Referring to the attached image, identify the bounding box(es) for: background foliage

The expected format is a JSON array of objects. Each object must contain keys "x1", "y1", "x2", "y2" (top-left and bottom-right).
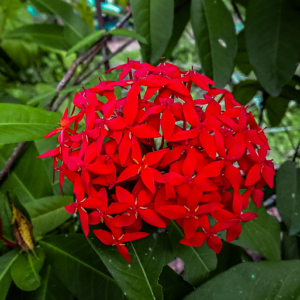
[{"x1": 0, "y1": 0, "x2": 300, "y2": 299}]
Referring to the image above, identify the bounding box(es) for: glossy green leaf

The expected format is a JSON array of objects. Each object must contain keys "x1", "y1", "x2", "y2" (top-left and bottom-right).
[
  {"x1": 184, "y1": 260, "x2": 300, "y2": 300},
  {"x1": 191, "y1": 0, "x2": 237, "y2": 87},
  {"x1": 210, "y1": 242, "x2": 252, "y2": 278},
  {"x1": 282, "y1": 232, "x2": 300, "y2": 260},
  {"x1": 4, "y1": 24, "x2": 70, "y2": 51},
  {"x1": 25, "y1": 265, "x2": 71, "y2": 300},
  {"x1": 131, "y1": 0, "x2": 174, "y2": 64},
  {"x1": 0, "y1": 142, "x2": 54, "y2": 204},
  {"x1": 31, "y1": 0, "x2": 92, "y2": 45},
  {"x1": 40, "y1": 234, "x2": 124, "y2": 300},
  {"x1": 0, "y1": 249, "x2": 19, "y2": 300},
  {"x1": 24, "y1": 196, "x2": 72, "y2": 238},
  {"x1": 110, "y1": 28, "x2": 148, "y2": 44},
  {"x1": 164, "y1": 0, "x2": 191, "y2": 59},
  {"x1": 89, "y1": 225, "x2": 173, "y2": 300},
  {"x1": 0, "y1": 104, "x2": 60, "y2": 144},
  {"x1": 232, "y1": 80, "x2": 261, "y2": 105},
  {"x1": 231, "y1": 202, "x2": 281, "y2": 260},
  {"x1": 66, "y1": 30, "x2": 106, "y2": 56},
  {"x1": 168, "y1": 220, "x2": 217, "y2": 286},
  {"x1": 10, "y1": 247, "x2": 46, "y2": 292},
  {"x1": 0, "y1": 191, "x2": 14, "y2": 242},
  {"x1": 245, "y1": 0, "x2": 300, "y2": 96},
  {"x1": 266, "y1": 96, "x2": 289, "y2": 127},
  {"x1": 276, "y1": 161, "x2": 300, "y2": 235},
  {"x1": 159, "y1": 265, "x2": 193, "y2": 300},
  {"x1": 235, "y1": 30, "x2": 252, "y2": 76}
]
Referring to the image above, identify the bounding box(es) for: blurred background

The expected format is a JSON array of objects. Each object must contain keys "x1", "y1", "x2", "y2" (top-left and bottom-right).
[{"x1": 1, "y1": 0, "x2": 300, "y2": 298}]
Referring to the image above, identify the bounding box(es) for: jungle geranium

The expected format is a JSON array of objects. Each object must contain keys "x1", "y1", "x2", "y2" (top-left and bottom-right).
[{"x1": 39, "y1": 60, "x2": 274, "y2": 263}]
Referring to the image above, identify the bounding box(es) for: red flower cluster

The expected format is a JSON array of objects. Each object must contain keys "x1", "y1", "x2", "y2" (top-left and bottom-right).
[{"x1": 39, "y1": 60, "x2": 275, "y2": 262}]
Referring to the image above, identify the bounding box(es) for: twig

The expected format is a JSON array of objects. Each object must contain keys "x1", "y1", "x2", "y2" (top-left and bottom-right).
[
  {"x1": 292, "y1": 140, "x2": 300, "y2": 162},
  {"x1": 0, "y1": 142, "x2": 25, "y2": 182},
  {"x1": 47, "y1": 10, "x2": 132, "y2": 110},
  {"x1": 51, "y1": 39, "x2": 134, "y2": 112},
  {"x1": 79, "y1": 39, "x2": 134, "y2": 83},
  {"x1": 232, "y1": 2, "x2": 245, "y2": 25}
]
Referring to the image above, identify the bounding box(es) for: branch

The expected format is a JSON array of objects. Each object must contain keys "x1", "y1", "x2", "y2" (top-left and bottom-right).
[
  {"x1": 293, "y1": 140, "x2": 300, "y2": 162},
  {"x1": 0, "y1": 142, "x2": 25, "y2": 182},
  {"x1": 47, "y1": 10, "x2": 132, "y2": 110},
  {"x1": 51, "y1": 38, "x2": 134, "y2": 112},
  {"x1": 231, "y1": 2, "x2": 245, "y2": 25}
]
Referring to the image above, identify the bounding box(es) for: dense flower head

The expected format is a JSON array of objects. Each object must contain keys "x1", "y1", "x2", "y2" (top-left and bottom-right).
[{"x1": 39, "y1": 59, "x2": 275, "y2": 263}]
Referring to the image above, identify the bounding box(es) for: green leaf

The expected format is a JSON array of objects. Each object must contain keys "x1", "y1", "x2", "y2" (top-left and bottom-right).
[
  {"x1": 282, "y1": 232, "x2": 300, "y2": 260},
  {"x1": 66, "y1": 29, "x2": 106, "y2": 56},
  {"x1": 184, "y1": 260, "x2": 300, "y2": 300},
  {"x1": 0, "y1": 249, "x2": 19, "y2": 300},
  {"x1": 131, "y1": 0, "x2": 174, "y2": 64},
  {"x1": 163, "y1": 0, "x2": 191, "y2": 59},
  {"x1": 232, "y1": 80, "x2": 261, "y2": 105},
  {"x1": 245, "y1": 0, "x2": 300, "y2": 96},
  {"x1": 10, "y1": 247, "x2": 46, "y2": 291},
  {"x1": 24, "y1": 196, "x2": 72, "y2": 238},
  {"x1": 40, "y1": 234, "x2": 124, "y2": 300},
  {"x1": 276, "y1": 161, "x2": 300, "y2": 235},
  {"x1": 88, "y1": 225, "x2": 173, "y2": 300},
  {"x1": 31, "y1": 0, "x2": 92, "y2": 45},
  {"x1": 0, "y1": 104, "x2": 60, "y2": 144},
  {"x1": 168, "y1": 220, "x2": 217, "y2": 286},
  {"x1": 265, "y1": 96, "x2": 290, "y2": 127},
  {"x1": 231, "y1": 201, "x2": 281, "y2": 260},
  {"x1": 4, "y1": 24, "x2": 70, "y2": 51},
  {"x1": 209, "y1": 242, "x2": 252, "y2": 278},
  {"x1": 191, "y1": 0, "x2": 237, "y2": 87},
  {"x1": 0, "y1": 142, "x2": 54, "y2": 204},
  {"x1": 0, "y1": 191, "x2": 14, "y2": 242},
  {"x1": 159, "y1": 265, "x2": 193, "y2": 300},
  {"x1": 109, "y1": 28, "x2": 148, "y2": 44},
  {"x1": 25, "y1": 265, "x2": 71, "y2": 300},
  {"x1": 235, "y1": 30, "x2": 252, "y2": 76}
]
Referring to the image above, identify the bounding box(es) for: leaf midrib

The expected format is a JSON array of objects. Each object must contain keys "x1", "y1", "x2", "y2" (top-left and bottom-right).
[
  {"x1": 40, "y1": 241, "x2": 115, "y2": 283},
  {"x1": 171, "y1": 220, "x2": 210, "y2": 272},
  {"x1": 0, "y1": 251, "x2": 19, "y2": 282},
  {"x1": 130, "y1": 242, "x2": 156, "y2": 300}
]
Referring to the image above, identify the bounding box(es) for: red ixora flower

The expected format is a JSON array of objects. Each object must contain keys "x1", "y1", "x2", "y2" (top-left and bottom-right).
[{"x1": 39, "y1": 59, "x2": 274, "y2": 262}]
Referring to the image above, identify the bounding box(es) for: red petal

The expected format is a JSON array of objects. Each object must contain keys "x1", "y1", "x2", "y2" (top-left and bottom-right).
[
  {"x1": 245, "y1": 164, "x2": 261, "y2": 186},
  {"x1": 198, "y1": 161, "x2": 225, "y2": 178},
  {"x1": 139, "y1": 209, "x2": 166, "y2": 228},
  {"x1": 226, "y1": 222, "x2": 242, "y2": 242},
  {"x1": 116, "y1": 186, "x2": 135, "y2": 205},
  {"x1": 157, "y1": 205, "x2": 188, "y2": 219},
  {"x1": 141, "y1": 167, "x2": 155, "y2": 194},
  {"x1": 78, "y1": 208, "x2": 89, "y2": 237},
  {"x1": 199, "y1": 131, "x2": 216, "y2": 159},
  {"x1": 187, "y1": 186, "x2": 203, "y2": 211},
  {"x1": 180, "y1": 232, "x2": 206, "y2": 247},
  {"x1": 131, "y1": 124, "x2": 161, "y2": 139},
  {"x1": 116, "y1": 245, "x2": 131, "y2": 263},
  {"x1": 119, "y1": 132, "x2": 132, "y2": 165},
  {"x1": 161, "y1": 109, "x2": 175, "y2": 140},
  {"x1": 114, "y1": 211, "x2": 135, "y2": 227},
  {"x1": 145, "y1": 148, "x2": 169, "y2": 166},
  {"x1": 137, "y1": 189, "x2": 154, "y2": 206},
  {"x1": 117, "y1": 164, "x2": 140, "y2": 183},
  {"x1": 207, "y1": 236, "x2": 222, "y2": 254},
  {"x1": 182, "y1": 147, "x2": 196, "y2": 177},
  {"x1": 122, "y1": 232, "x2": 150, "y2": 243},
  {"x1": 183, "y1": 104, "x2": 200, "y2": 127},
  {"x1": 86, "y1": 162, "x2": 114, "y2": 175},
  {"x1": 196, "y1": 203, "x2": 223, "y2": 215},
  {"x1": 261, "y1": 165, "x2": 274, "y2": 188},
  {"x1": 241, "y1": 212, "x2": 257, "y2": 222},
  {"x1": 65, "y1": 202, "x2": 77, "y2": 214},
  {"x1": 93, "y1": 229, "x2": 113, "y2": 245},
  {"x1": 183, "y1": 218, "x2": 198, "y2": 239}
]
